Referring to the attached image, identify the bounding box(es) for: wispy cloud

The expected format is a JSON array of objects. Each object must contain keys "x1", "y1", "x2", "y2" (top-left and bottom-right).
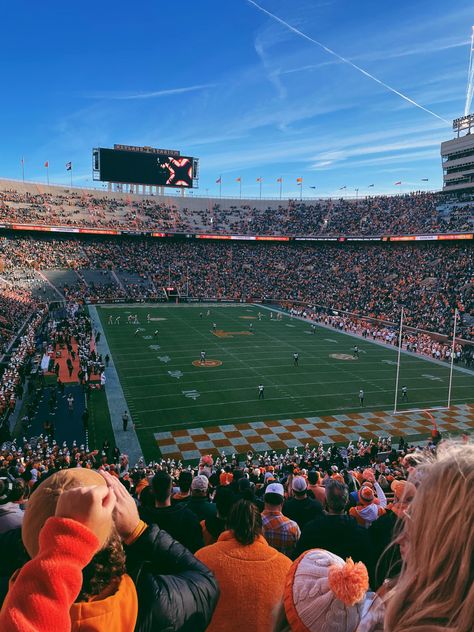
[
  {"x1": 246, "y1": 0, "x2": 451, "y2": 124},
  {"x1": 85, "y1": 83, "x2": 217, "y2": 100},
  {"x1": 254, "y1": 34, "x2": 287, "y2": 98}
]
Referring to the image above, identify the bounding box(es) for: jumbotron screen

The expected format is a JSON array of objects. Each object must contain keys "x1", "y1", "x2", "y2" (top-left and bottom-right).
[{"x1": 94, "y1": 148, "x2": 196, "y2": 187}]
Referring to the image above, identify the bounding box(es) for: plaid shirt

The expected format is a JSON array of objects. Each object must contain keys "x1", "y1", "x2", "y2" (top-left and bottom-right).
[{"x1": 262, "y1": 510, "x2": 301, "y2": 557}]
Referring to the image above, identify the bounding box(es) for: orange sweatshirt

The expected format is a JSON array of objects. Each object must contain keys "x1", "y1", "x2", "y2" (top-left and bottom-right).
[{"x1": 0, "y1": 517, "x2": 99, "y2": 632}]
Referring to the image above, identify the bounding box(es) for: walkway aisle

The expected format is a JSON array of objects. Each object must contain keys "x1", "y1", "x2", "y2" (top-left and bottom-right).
[{"x1": 88, "y1": 306, "x2": 143, "y2": 465}]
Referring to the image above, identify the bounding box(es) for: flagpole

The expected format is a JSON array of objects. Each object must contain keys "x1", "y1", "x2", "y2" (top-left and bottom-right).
[
  {"x1": 279, "y1": 179, "x2": 282, "y2": 200},
  {"x1": 239, "y1": 179, "x2": 242, "y2": 199},
  {"x1": 21, "y1": 157, "x2": 25, "y2": 182},
  {"x1": 259, "y1": 178, "x2": 262, "y2": 200},
  {"x1": 46, "y1": 164, "x2": 49, "y2": 186},
  {"x1": 70, "y1": 165, "x2": 73, "y2": 188},
  {"x1": 219, "y1": 176, "x2": 222, "y2": 199},
  {"x1": 300, "y1": 183, "x2": 302, "y2": 202},
  {"x1": 447, "y1": 308, "x2": 458, "y2": 409},
  {"x1": 393, "y1": 307, "x2": 404, "y2": 414}
]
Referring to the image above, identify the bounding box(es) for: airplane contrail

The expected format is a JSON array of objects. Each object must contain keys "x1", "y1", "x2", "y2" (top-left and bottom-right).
[{"x1": 247, "y1": 0, "x2": 450, "y2": 125}]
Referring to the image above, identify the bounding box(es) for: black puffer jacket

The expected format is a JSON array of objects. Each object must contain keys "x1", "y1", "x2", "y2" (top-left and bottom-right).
[{"x1": 126, "y1": 524, "x2": 219, "y2": 632}]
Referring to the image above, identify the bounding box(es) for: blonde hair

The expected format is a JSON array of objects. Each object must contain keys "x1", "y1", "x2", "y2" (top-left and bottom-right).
[{"x1": 384, "y1": 441, "x2": 474, "y2": 632}]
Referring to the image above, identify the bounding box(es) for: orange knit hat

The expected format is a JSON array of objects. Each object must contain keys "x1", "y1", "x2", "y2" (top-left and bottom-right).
[
  {"x1": 22, "y1": 468, "x2": 107, "y2": 557},
  {"x1": 358, "y1": 486, "x2": 374, "y2": 505}
]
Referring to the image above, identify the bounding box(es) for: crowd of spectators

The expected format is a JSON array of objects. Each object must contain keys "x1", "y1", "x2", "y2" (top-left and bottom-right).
[
  {"x1": 0, "y1": 308, "x2": 47, "y2": 420},
  {"x1": 0, "y1": 427, "x2": 472, "y2": 631},
  {"x1": 1, "y1": 183, "x2": 473, "y2": 237},
  {"x1": 289, "y1": 308, "x2": 473, "y2": 366},
  {"x1": 0, "y1": 286, "x2": 37, "y2": 354},
  {"x1": 1, "y1": 235, "x2": 473, "y2": 341}
]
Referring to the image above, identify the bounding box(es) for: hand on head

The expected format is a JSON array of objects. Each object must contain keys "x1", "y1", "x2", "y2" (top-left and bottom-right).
[
  {"x1": 55, "y1": 485, "x2": 116, "y2": 549},
  {"x1": 100, "y1": 470, "x2": 140, "y2": 540}
]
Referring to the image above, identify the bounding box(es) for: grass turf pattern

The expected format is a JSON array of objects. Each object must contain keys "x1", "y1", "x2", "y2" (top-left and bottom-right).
[{"x1": 97, "y1": 304, "x2": 474, "y2": 462}]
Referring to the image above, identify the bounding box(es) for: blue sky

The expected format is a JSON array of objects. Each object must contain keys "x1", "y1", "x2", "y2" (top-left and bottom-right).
[{"x1": 1, "y1": 0, "x2": 473, "y2": 198}]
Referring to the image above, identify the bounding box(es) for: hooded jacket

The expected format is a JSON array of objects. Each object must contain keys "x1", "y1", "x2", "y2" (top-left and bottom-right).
[{"x1": 0, "y1": 519, "x2": 218, "y2": 632}]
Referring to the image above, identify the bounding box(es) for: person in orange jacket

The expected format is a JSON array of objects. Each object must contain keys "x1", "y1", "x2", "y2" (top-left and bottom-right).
[
  {"x1": 195, "y1": 499, "x2": 292, "y2": 632},
  {"x1": 0, "y1": 468, "x2": 219, "y2": 632}
]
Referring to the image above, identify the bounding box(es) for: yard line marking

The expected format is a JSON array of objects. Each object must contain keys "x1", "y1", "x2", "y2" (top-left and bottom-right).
[
  {"x1": 132, "y1": 384, "x2": 473, "y2": 415},
  {"x1": 122, "y1": 375, "x2": 474, "y2": 401}
]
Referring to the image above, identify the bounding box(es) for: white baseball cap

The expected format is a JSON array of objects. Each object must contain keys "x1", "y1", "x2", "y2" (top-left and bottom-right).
[{"x1": 265, "y1": 482, "x2": 285, "y2": 497}]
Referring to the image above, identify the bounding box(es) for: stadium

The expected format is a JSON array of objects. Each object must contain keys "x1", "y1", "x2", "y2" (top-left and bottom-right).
[{"x1": 0, "y1": 2, "x2": 473, "y2": 631}]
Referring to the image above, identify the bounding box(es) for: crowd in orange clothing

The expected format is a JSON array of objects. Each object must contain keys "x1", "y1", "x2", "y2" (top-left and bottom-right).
[
  {"x1": 0, "y1": 426, "x2": 472, "y2": 631},
  {"x1": 0, "y1": 308, "x2": 47, "y2": 419},
  {"x1": 1, "y1": 185, "x2": 473, "y2": 236},
  {"x1": 1, "y1": 235, "x2": 473, "y2": 340}
]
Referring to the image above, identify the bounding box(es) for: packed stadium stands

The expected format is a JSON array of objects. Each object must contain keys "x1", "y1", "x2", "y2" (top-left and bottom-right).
[
  {"x1": 1, "y1": 234, "x2": 473, "y2": 342},
  {"x1": 1, "y1": 179, "x2": 473, "y2": 237},
  {"x1": 0, "y1": 180, "x2": 473, "y2": 632}
]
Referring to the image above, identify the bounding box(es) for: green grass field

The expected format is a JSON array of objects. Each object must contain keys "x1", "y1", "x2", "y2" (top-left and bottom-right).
[{"x1": 96, "y1": 304, "x2": 474, "y2": 462}]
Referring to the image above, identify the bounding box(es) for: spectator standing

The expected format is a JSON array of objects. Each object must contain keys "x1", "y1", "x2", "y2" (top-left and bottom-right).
[
  {"x1": 262, "y1": 482, "x2": 300, "y2": 557},
  {"x1": 185, "y1": 475, "x2": 217, "y2": 522},
  {"x1": 172, "y1": 470, "x2": 192, "y2": 504},
  {"x1": 369, "y1": 479, "x2": 416, "y2": 589},
  {"x1": 306, "y1": 470, "x2": 326, "y2": 505},
  {"x1": 274, "y1": 549, "x2": 382, "y2": 632},
  {"x1": 195, "y1": 500, "x2": 292, "y2": 632},
  {"x1": 0, "y1": 468, "x2": 218, "y2": 632},
  {"x1": 295, "y1": 480, "x2": 371, "y2": 566},
  {"x1": 0, "y1": 478, "x2": 26, "y2": 534},
  {"x1": 201, "y1": 485, "x2": 236, "y2": 546},
  {"x1": 283, "y1": 476, "x2": 323, "y2": 529},
  {"x1": 139, "y1": 470, "x2": 204, "y2": 553},
  {"x1": 384, "y1": 442, "x2": 474, "y2": 632},
  {"x1": 349, "y1": 481, "x2": 387, "y2": 528}
]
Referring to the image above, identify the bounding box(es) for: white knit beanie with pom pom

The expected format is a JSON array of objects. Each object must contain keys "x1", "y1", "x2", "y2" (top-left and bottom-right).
[{"x1": 283, "y1": 549, "x2": 370, "y2": 632}]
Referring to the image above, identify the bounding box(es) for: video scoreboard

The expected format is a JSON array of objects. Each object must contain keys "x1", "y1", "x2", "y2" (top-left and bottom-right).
[{"x1": 93, "y1": 145, "x2": 199, "y2": 188}]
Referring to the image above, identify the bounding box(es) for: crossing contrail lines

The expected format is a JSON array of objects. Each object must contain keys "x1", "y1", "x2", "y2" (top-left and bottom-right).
[{"x1": 247, "y1": 0, "x2": 450, "y2": 125}]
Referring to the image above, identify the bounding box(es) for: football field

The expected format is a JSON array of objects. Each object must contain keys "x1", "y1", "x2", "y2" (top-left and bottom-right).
[{"x1": 96, "y1": 304, "x2": 474, "y2": 462}]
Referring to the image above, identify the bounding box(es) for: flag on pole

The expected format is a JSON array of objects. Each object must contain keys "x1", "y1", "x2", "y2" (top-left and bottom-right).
[
  {"x1": 276, "y1": 177, "x2": 282, "y2": 183},
  {"x1": 20, "y1": 157, "x2": 24, "y2": 165},
  {"x1": 296, "y1": 177, "x2": 303, "y2": 184},
  {"x1": 236, "y1": 177, "x2": 241, "y2": 182},
  {"x1": 339, "y1": 185, "x2": 347, "y2": 190},
  {"x1": 256, "y1": 177, "x2": 262, "y2": 182},
  {"x1": 216, "y1": 177, "x2": 221, "y2": 183},
  {"x1": 309, "y1": 186, "x2": 316, "y2": 189},
  {"x1": 394, "y1": 181, "x2": 401, "y2": 185},
  {"x1": 368, "y1": 184, "x2": 374, "y2": 187},
  {"x1": 44, "y1": 161, "x2": 49, "y2": 168},
  {"x1": 66, "y1": 162, "x2": 72, "y2": 171},
  {"x1": 421, "y1": 178, "x2": 429, "y2": 181}
]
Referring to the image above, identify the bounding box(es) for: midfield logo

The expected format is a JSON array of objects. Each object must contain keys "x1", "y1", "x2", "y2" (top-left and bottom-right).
[{"x1": 212, "y1": 330, "x2": 253, "y2": 338}]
